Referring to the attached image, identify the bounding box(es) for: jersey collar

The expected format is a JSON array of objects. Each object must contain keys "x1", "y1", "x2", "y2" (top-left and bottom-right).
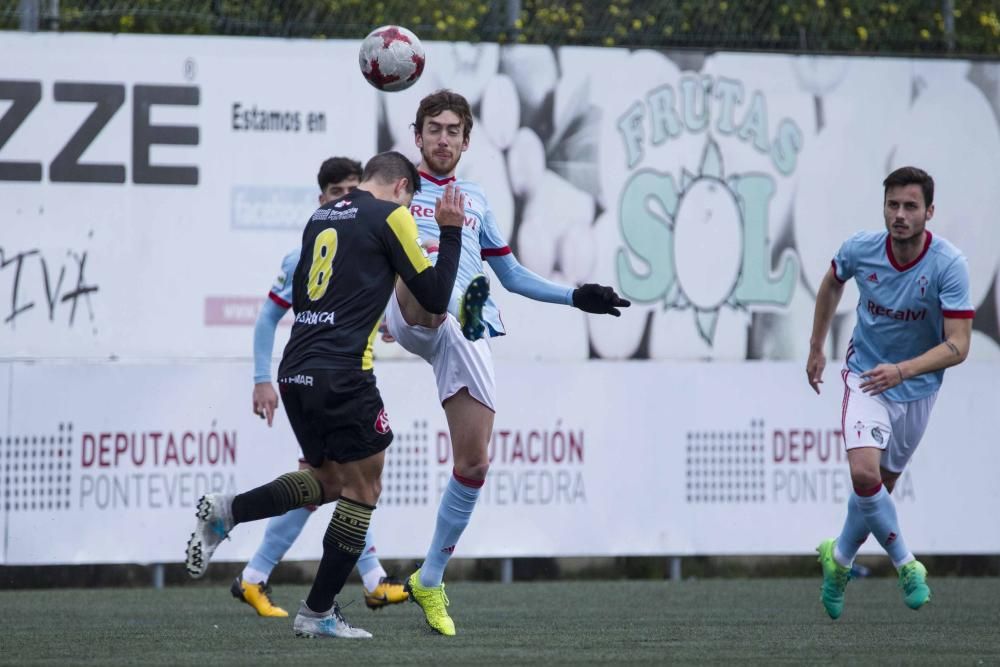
[
  {"x1": 886, "y1": 230, "x2": 933, "y2": 272},
  {"x1": 419, "y1": 170, "x2": 457, "y2": 186}
]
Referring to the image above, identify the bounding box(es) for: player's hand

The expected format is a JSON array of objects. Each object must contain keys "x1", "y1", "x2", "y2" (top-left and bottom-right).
[
  {"x1": 252, "y1": 382, "x2": 279, "y2": 427},
  {"x1": 860, "y1": 363, "x2": 905, "y2": 396},
  {"x1": 572, "y1": 283, "x2": 631, "y2": 316},
  {"x1": 379, "y1": 317, "x2": 396, "y2": 343},
  {"x1": 806, "y1": 349, "x2": 826, "y2": 394},
  {"x1": 434, "y1": 183, "x2": 465, "y2": 229}
]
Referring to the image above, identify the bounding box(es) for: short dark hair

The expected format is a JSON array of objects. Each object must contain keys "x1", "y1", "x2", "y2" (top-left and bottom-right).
[
  {"x1": 362, "y1": 151, "x2": 421, "y2": 194},
  {"x1": 413, "y1": 89, "x2": 473, "y2": 140},
  {"x1": 316, "y1": 157, "x2": 362, "y2": 192},
  {"x1": 883, "y1": 166, "x2": 934, "y2": 208}
]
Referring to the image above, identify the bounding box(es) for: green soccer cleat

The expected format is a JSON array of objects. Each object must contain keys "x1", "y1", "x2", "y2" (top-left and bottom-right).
[
  {"x1": 899, "y1": 560, "x2": 931, "y2": 610},
  {"x1": 816, "y1": 538, "x2": 851, "y2": 620},
  {"x1": 405, "y1": 569, "x2": 456, "y2": 636},
  {"x1": 459, "y1": 274, "x2": 489, "y2": 342}
]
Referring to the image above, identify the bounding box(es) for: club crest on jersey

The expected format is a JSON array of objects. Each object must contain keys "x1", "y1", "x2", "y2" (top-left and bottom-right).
[
  {"x1": 374, "y1": 408, "x2": 391, "y2": 434},
  {"x1": 854, "y1": 420, "x2": 864, "y2": 439},
  {"x1": 917, "y1": 275, "x2": 928, "y2": 297}
]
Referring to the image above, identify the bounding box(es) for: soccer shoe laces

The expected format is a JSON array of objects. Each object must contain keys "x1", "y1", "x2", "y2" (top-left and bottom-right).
[
  {"x1": 333, "y1": 601, "x2": 360, "y2": 628},
  {"x1": 424, "y1": 583, "x2": 450, "y2": 613}
]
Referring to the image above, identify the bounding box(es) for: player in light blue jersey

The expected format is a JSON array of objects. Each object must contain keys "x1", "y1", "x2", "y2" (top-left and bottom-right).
[
  {"x1": 384, "y1": 90, "x2": 630, "y2": 636},
  {"x1": 806, "y1": 166, "x2": 973, "y2": 620},
  {"x1": 236, "y1": 157, "x2": 408, "y2": 616}
]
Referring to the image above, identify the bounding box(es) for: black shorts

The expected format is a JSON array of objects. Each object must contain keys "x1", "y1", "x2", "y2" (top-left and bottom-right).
[{"x1": 278, "y1": 369, "x2": 394, "y2": 466}]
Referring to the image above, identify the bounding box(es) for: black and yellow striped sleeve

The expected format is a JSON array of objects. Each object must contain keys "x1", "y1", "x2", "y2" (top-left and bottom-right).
[
  {"x1": 385, "y1": 206, "x2": 432, "y2": 279},
  {"x1": 382, "y1": 206, "x2": 462, "y2": 315}
]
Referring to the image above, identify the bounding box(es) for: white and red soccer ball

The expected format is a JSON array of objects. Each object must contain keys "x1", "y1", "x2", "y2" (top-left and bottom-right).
[{"x1": 359, "y1": 25, "x2": 426, "y2": 92}]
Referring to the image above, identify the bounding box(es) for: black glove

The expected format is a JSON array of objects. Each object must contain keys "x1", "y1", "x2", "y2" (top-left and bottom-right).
[{"x1": 572, "y1": 284, "x2": 631, "y2": 316}]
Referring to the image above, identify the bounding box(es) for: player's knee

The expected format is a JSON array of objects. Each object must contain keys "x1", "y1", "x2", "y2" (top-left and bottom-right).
[
  {"x1": 850, "y1": 468, "x2": 882, "y2": 493},
  {"x1": 454, "y1": 460, "x2": 489, "y2": 482}
]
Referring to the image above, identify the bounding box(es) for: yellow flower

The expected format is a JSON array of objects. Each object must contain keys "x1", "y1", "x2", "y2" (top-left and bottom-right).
[
  {"x1": 817, "y1": 0, "x2": 825, "y2": 8},
  {"x1": 857, "y1": 25, "x2": 869, "y2": 40},
  {"x1": 920, "y1": 28, "x2": 931, "y2": 39},
  {"x1": 842, "y1": 7, "x2": 852, "y2": 18}
]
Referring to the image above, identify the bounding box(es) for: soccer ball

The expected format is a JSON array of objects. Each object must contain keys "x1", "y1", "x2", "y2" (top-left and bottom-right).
[{"x1": 359, "y1": 25, "x2": 426, "y2": 92}]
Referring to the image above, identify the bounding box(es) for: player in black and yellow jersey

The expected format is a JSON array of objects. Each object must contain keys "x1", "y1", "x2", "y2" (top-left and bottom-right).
[{"x1": 185, "y1": 150, "x2": 465, "y2": 639}]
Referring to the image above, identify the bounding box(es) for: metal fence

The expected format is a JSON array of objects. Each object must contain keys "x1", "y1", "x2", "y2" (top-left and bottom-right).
[{"x1": 3, "y1": 0, "x2": 999, "y2": 56}]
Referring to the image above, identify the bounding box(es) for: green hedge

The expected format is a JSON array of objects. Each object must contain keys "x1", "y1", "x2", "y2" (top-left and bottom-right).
[{"x1": 3, "y1": 0, "x2": 998, "y2": 55}]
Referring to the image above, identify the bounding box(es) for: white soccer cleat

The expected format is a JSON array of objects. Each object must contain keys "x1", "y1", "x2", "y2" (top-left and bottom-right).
[
  {"x1": 293, "y1": 601, "x2": 373, "y2": 639},
  {"x1": 184, "y1": 493, "x2": 234, "y2": 578}
]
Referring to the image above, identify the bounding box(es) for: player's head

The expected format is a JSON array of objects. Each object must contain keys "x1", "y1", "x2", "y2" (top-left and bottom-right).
[
  {"x1": 413, "y1": 89, "x2": 472, "y2": 177},
  {"x1": 882, "y1": 166, "x2": 934, "y2": 242},
  {"x1": 359, "y1": 151, "x2": 421, "y2": 207},
  {"x1": 317, "y1": 157, "x2": 363, "y2": 205}
]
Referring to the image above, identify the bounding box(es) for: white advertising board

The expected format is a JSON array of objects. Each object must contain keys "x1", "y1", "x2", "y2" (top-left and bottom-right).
[
  {"x1": 3, "y1": 32, "x2": 999, "y2": 564},
  {"x1": 3, "y1": 359, "x2": 998, "y2": 564},
  {"x1": 2, "y1": 34, "x2": 999, "y2": 363}
]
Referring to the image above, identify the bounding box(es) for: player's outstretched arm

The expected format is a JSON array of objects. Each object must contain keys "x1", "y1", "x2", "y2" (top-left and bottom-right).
[
  {"x1": 806, "y1": 266, "x2": 846, "y2": 394},
  {"x1": 252, "y1": 297, "x2": 288, "y2": 426},
  {"x1": 487, "y1": 252, "x2": 633, "y2": 315}
]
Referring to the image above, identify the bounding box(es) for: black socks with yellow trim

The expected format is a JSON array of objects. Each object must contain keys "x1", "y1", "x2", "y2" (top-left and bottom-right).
[
  {"x1": 231, "y1": 470, "x2": 324, "y2": 525},
  {"x1": 305, "y1": 497, "x2": 374, "y2": 613}
]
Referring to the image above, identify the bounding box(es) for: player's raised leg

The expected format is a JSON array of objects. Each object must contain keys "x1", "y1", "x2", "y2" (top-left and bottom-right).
[
  {"x1": 185, "y1": 469, "x2": 325, "y2": 578},
  {"x1": 407, "y1": 388, "x2": 493, "y2": 636}
]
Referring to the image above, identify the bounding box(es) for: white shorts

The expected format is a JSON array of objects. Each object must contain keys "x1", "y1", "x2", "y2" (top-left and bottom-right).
[
  {"x1": 840, "y1": 369, "x2": 937, "y2": 473},
  {"x1": 385, "y1": 290, "x2": 496, "y2": 411}
]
